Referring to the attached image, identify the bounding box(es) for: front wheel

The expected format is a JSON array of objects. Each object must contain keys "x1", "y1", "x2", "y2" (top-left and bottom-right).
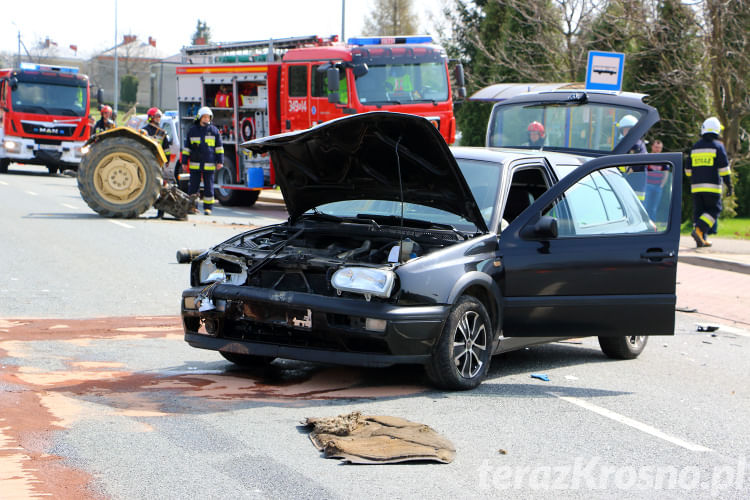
[
  {"x1": 425, "y1": 296, "x2": 492, "y2": 390},
  {"x1": 0, "y1": 159, "x2": 9, "y2": 173},
  {"x1": 598, "y1": 335, "x2": 648, "y2": 359}
]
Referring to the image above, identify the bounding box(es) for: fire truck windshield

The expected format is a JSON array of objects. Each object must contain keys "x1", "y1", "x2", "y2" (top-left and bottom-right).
[
  {"x1": 11, "y1": 81, "x2": 88, "y2": 117},
  {"x1": 355, "y1": 62, "x2": 448, "y2": 105}
]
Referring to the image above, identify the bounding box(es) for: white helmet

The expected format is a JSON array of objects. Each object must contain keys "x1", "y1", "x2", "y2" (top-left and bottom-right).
[
  {"x1": 196, "y1": 106, "x2": 213, "y2": 120},
  {"x1": 701, "y1": 116, "x2": 723, "y2": 136},
  {"x1": 617, "y1": 115, "x2": 638, "y2": 129}
]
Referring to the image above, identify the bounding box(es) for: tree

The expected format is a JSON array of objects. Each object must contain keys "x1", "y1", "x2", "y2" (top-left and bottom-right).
[
  {"x1": 442, "y1": 0, "x2": 567, "y2": 145},
  {"x1": 192, "y1": 20, "x2": 211, "y2": 45},
  {"x1": 120, "y1": 74, "x2": 139, "y2": 106},
  {"x1": 362, "y1": 0, "x2": 419, "y2": 35}
]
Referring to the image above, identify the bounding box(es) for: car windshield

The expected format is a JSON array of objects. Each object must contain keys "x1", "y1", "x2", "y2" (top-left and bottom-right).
[
  {"x1": 355, "y1": 62, "x2": 449, "y2": 104},
  {"x1": 488, "y1": 101, "x2": 644, "y2": 154},
  {"x1": 307, "y1": 158, "x2": 500, "y2": 232},
  {"x1": 12, "y1": 81, "x2": 88, "y2": 117}
]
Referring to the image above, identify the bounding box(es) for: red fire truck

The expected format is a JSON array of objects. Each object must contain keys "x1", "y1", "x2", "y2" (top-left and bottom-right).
[
  {"x1": 176, "y1": 35, "x2": 465, "y2": 206},
  {"x1": 0, "y1": 63, "x2": 91, "y2": 174}
]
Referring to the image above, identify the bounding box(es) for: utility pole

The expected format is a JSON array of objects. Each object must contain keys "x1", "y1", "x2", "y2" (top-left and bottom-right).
[
  {"x1": 114, "y1": 0, "x2": 119, "y2": 116},
  {"x1": 341, "y1": 0, "x2": 346, "y2": 41}
]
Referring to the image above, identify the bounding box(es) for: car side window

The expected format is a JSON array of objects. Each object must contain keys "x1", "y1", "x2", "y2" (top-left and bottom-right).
[
  {"x1": 545, "y1": 165, "x2": 669, "y2": 237},
  {"x1": 501, "y1": 166, "x2": 549, "y2": 230}
]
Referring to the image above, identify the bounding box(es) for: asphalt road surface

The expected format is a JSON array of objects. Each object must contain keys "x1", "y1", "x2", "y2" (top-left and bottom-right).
[{"x1": 1, "y1": 166, "x2": 748, "y2": 499}]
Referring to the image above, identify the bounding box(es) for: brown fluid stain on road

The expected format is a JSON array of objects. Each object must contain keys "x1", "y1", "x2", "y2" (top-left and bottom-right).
[{"x1": 0, "y1": 316, "x2": 427, "y2": 497}]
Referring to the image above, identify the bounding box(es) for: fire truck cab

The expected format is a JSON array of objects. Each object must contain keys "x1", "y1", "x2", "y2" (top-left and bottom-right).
[
  {"x1": 0, "y1": 63, "x2": 91, "y2": 174},
  {"x1": 176, "y1": 35, "x2": 464, "y2": 206}
]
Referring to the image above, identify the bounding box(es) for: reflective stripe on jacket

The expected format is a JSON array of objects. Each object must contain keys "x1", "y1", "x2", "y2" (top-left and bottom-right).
[{"x1": 686, "y1": 137, "x2": 730, "y2": 194}]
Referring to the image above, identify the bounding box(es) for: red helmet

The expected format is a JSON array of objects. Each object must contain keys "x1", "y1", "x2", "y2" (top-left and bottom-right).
[
  {"x1": 101, "y1": 105, "x2": 112, "y2": 116},
  {"x1": 147, "y1": 107, "x2": 162, "y2": 120},
  {"x1": 527, "y1": 121, "x2": 545, "y2": 137}
]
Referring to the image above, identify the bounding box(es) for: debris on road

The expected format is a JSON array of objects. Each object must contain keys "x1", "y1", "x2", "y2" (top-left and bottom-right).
[
  {"x1": 676, "y1": 306, "x2": 697, "y2": 313},
  {"x1": 303, "y1": 411, "x2": 455, "y2": 464},
  {"x1": 696, "y1": 323, "x2": 719, "y2": 332},
  {"x1": 564, "y1": 375, "x2": 578, "y2": 381},
  {"x1": 530, "y1": 373, "x2": 550, "y2": 382}
]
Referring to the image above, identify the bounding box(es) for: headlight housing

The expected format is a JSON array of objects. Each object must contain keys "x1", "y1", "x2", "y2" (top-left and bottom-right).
[
  {"x1": 331, "y1": 267, "x2": 395, "y2": 301},
  {"x1": 4, "y1": 140, "x2": 20, "y2": 153}
]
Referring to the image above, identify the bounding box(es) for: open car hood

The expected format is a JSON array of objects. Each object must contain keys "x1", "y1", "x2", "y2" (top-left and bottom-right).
[{"x1": 243, "y1": 112, "x2": 488, "y2": 232}]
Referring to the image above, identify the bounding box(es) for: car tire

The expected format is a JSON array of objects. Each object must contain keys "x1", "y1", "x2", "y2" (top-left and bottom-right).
[
  {"x1": 0, "y1": 159, "x2": 9, "y2": 173},
  {"x1": 47, "y1": 165, "x2": 60, "y2": 175},
  {"x1": 425, "y1": 296, "x2": 492, "y2": 390},
  {"x1": 598, "y1": 335, "x2": 648, "y2": 359},
  {"x1": 214, "y1": 157, "x2": 246, "y2": 206},
  {"x1": 220, "y1": 351, "x2": 275, "y2": 367}
]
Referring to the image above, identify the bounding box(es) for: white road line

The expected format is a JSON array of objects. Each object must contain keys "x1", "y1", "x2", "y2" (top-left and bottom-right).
[
  {"x1": 25, "y1": 191, "x2": 38, "y2": 196},
  {"x1": 0, "y1": 180, "x2": 8, "y2": 185},
  {"x1": 108, "y1": 220, "x2": 134, "y2": 229},
  {"x1": 553, "y1": 394, "x2": 713, "y2": 452},
  {"x1": 61, "y1": 203, "x2": 80, "y2": 210}
]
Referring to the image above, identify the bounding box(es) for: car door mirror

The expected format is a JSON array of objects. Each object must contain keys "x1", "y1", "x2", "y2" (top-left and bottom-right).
[
  {"x1": 96, "y1": 88, "x2": 104, "y2": 106},
  {"x1": 520, "y1": 215, "x2": 558, "y2": 239}
]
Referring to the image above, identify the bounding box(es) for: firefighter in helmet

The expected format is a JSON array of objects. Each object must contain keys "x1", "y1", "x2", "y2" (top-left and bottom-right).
[
  {"x1": 93, "y1": 105, "x2": 114, "y2": 135},
  {"x1": 526, "y1": 121, "x2": 545, "y2": 148},
  {"x1": 182, "y1": 107, "x2": 223, "y2": 215},
  {"x1": 686, "y1": 117, "x2": 733, "y2": 247},
  {"x1": 142, "y1": 107, "x2": 172, "y2": 165}
]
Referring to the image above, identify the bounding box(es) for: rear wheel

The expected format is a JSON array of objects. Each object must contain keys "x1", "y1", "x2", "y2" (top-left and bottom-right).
[
  {"x1": 47, "y1": 165, "x2": 60, "y2": 175},
  {"x1": 598, "y1": 335, "x2": 648, "y2": 359},
  {"x1": 77, "y1": 136, "x2": 163, "y2": 218},
  {"x1": 220, "y1": 351, "x2": 275, "y2": 367},
  {"x1": 215, "y1": 157, "x2": 261, "y2": 206},
  {"x1": 426, "y1": 296, "x2": 492, "y2": 390}
]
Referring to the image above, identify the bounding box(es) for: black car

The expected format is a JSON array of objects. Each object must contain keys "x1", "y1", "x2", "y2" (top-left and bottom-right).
[{"x1": 181, "y1": 91, "x2": 682, "y2": 390}]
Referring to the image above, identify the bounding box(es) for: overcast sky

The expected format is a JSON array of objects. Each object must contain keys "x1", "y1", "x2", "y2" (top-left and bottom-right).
[{"x1": 1, "y1": 0, "x2": 447, "y2": 59}]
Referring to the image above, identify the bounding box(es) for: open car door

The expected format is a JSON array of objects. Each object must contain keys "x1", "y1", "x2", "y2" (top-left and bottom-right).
[{"x1": 499, "y1": 152, "x2": 682, "y2": 337}]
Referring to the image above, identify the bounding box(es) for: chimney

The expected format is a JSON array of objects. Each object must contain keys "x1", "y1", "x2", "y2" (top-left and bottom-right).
[
  {"x1": 123, "y1": 34, "x2": 137, "y2": 45},
  {"x1": 148, "y1": 36, "x2": 156, "y2": 47}
]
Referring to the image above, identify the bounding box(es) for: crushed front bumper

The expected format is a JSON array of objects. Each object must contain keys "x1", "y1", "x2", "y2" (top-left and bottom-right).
[{"x1": 181, "y1": 284, "x2": 450, "y2": 367}]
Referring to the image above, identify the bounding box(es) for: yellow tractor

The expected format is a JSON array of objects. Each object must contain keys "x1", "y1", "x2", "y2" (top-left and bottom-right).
[{"x1": 78, "y1": 115, "x2": 192, "y2": 218}]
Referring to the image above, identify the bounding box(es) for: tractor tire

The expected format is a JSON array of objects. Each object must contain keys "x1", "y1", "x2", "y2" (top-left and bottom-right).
[{"x1": 78, "y1": 136, "x2": 163, "y2": 218}]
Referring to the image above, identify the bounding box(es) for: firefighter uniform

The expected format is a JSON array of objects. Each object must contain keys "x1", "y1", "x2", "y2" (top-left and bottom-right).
[
  {"x1": 142, "y1": 122, "x2": 172, "y2": 164},
  {"x1": 183, "y1": 121, "x2": 224, "y2": 214},
  {"x1": 686, "y1": 134, "x2": 732, "y2": 246}
]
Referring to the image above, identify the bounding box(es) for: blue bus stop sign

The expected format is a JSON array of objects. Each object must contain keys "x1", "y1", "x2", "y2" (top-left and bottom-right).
[{"x1": 585, "y1": 51, "x2": 625, "y2": 91}]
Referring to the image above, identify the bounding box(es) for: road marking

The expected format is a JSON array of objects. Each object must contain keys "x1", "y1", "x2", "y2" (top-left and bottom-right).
[
  {"x1": 553, "y1": 394, "x2": 713, "y2": 452},
  {"x1": 230, "y1": 210, "x2": 246, "y2": 215},
  {"x1": 108, "y1": 220, "x2": 134, "y2": 229},
  {"x1": 0, "y1": 180, "x2": 8, "y2": 185},
  {"x1": 25, "y1": 191, "x2": 38, "y2": 196},
  {"x1": 61, "y1": 203, "x2": 80, "y2": 210}
]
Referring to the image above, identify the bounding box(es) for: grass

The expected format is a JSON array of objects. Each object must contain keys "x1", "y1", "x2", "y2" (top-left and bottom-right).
[{"x1": 680, "y1": 217, "x2": 750, "y2": 239}]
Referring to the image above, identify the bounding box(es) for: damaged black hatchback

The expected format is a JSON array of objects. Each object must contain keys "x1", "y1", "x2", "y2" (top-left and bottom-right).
[{"x1": 183, "y1": 102, "x2": 683, "y2": 390}]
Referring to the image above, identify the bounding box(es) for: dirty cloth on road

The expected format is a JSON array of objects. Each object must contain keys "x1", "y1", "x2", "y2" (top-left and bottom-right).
[{"x1": 303, "y1": 411, "x2": 455, "y2": 464}]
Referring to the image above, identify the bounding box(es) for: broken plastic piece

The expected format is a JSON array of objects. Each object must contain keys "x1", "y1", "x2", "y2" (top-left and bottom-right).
[
  {"x1": 530, "y1": 373, "x2": 550, "y2": 382},
  {"x1": 198, "y1": 298, "x2": 216, "y2": 312},
  {"x1": 696, "y1": 323, "x2": 719, "y2": 332}
]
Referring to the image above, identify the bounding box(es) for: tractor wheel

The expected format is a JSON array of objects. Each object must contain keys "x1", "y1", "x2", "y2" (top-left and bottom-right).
[{"x1": 78, "y1": 136, "x2": 163, "y2": 218}]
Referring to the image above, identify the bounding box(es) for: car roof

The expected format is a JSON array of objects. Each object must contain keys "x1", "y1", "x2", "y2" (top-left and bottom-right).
[{"x1": 451, "y1": 146, "x2": 586, "y2": 180}]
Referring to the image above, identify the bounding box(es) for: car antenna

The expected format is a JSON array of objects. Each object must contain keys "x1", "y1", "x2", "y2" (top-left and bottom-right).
[{"x1": 395, "y1": 135, "x2": 405, "y2": 263}]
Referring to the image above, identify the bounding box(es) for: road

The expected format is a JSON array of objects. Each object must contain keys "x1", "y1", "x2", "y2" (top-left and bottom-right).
[{"x1": 1, "y1": 167, "x2": 749, "y2": 499}]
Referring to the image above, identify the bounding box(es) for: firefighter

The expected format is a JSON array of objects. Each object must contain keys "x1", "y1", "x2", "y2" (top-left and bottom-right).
[
  {"x1": 183, "y1": 107, "x2": 223, "y2": 215},
  {"x1": 686, "y1": 117, "x2": 733, "y2": 247},
  {"x1": 526, "y1": 121, "x2": 545, "y2": 148},
  {"x1": 142, "y1": 107, "x2": 172, "y2": 167},
  {"x1": 93, "y1": 105, "x2": 114, "y2": 135},
  {"x1": 617, "y1": 114, "x2": 646, "y2": 202}
]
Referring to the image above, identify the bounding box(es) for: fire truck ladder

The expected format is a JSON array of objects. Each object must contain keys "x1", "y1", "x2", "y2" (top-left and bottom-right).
[{"x1": 181, "y1": 35, "x2": 337, "y2": 63}]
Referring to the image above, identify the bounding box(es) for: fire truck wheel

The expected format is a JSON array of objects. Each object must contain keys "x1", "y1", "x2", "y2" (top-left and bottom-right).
[
  {"x1": 47, "y1": 165, "x2": 60, "y2": 175},
  {"x1": 77, "y1": 136, "x2": 163, "y2": 218},
  {"x1": 0, "y1": 159, "x2": 9, "y2": 174},
  {"x1": 214, "y1": 158, "x2": 246, "y2": 206}
]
